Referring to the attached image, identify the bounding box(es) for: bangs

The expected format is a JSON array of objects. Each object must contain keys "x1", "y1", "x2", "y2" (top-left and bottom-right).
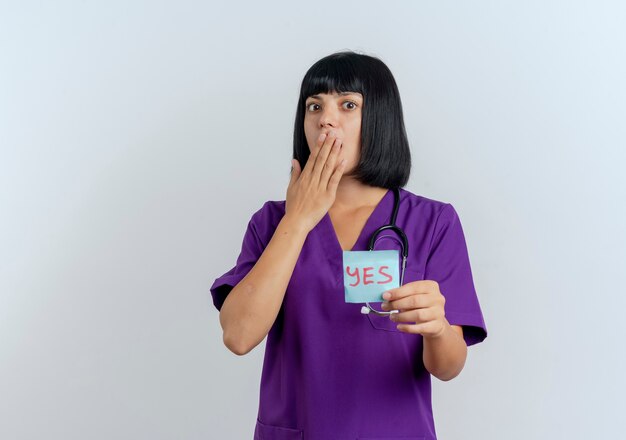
[{"x1": 300, "y1": 56, "x2": 366, "y2": 101}]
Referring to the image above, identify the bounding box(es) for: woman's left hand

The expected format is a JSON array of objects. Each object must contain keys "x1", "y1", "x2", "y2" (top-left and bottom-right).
[{"x1": 379, "y1": 280, "x2": 448, "y2": 338}]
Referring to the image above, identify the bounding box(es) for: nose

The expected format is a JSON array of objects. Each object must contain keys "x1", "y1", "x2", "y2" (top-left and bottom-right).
[{"x1": 319, "y1": 104, "x2": 339, "y2": 130}]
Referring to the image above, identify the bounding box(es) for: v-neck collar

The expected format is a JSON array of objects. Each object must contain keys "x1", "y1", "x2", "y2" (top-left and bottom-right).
[{"x1": 321, "y1": 188, "x2": 395, "y2": 254}]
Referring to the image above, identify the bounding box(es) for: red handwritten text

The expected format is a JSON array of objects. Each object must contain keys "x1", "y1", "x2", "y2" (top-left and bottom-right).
[{"x1": 346, "y1": 265, "x2": 394, "y2": 287}]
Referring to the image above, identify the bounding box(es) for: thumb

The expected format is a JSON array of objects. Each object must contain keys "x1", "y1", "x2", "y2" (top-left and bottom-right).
[{"x1": 290, "y1": 158, "x2": 301, "y2": 182}]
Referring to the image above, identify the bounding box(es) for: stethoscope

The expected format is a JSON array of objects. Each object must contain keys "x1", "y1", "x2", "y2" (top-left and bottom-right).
[{"x1": 360, "y1": 187, "x2": 409, "y2": 316}]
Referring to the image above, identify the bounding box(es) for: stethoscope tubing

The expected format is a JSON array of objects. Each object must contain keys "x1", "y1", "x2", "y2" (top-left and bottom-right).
[{"x1": 361, "y1": 187, "x2": 409, "y2": 316}]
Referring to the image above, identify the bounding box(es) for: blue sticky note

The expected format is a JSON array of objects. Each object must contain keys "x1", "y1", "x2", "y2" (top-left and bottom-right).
[{"x1": 342, "y1": 250, "x2": 400, "y2": 303}]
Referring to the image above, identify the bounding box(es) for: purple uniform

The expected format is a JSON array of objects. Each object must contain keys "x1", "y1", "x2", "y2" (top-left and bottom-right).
[{"x1": 210, "y1": 187, "x2": 488, "y2": 439}]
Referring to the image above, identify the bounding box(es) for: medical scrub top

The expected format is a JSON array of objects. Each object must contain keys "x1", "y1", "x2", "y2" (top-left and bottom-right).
[{"x1": 210, "y1": 187, "x2": 488, "y2": 440}]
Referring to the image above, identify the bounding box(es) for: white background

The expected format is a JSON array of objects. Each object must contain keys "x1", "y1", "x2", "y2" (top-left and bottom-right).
[{"x1": 1, "y1": 1, "x2": 625, "y2": 439}]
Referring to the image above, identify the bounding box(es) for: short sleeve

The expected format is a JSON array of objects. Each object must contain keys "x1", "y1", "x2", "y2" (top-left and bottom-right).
[
  {"x1": 424, "y1": 203, "x2": 488, "y2": 347},
  {"x1": 209, "y1": 203, "x2": 271, "y2": 312}
]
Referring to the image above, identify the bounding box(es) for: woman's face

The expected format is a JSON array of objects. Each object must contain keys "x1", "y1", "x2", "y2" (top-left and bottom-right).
[{"x1": 303, "y1": 91, "x2": 363, "y2": 175}]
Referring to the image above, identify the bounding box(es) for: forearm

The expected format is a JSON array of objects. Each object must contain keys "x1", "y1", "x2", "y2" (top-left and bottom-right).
[
  {"x1": 422, "y1": 318, "x2": 467, "y2": 381},
  {"x1": 220, "y1": 214, "x2": 308, "y2": 355}
]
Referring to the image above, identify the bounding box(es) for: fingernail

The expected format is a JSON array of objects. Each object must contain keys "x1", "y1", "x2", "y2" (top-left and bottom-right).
[
  {"x1": 382, "y1": 292, "x2": 391, "y2": 300},
  {"x1": 318, "y1": 133, "x2": 326, "y2": 141}
]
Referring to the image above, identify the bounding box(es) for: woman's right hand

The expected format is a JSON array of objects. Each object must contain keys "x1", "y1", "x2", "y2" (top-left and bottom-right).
[{"x1": 285, "y1": 131, "x2": 346, "y2": 233}]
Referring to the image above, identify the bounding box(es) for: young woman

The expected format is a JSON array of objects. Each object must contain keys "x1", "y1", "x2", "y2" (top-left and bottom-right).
[{"x1": 210, "y1": 50, "x2": 488, "y2": 440}]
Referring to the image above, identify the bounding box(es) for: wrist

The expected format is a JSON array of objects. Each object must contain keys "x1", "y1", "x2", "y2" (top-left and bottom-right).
[
  {"x1": 424, "y1": 318, "x2": 451, "y2": 341},
  {"x1": 279, "y1": 214, "x2": 311, "y2": 236}
]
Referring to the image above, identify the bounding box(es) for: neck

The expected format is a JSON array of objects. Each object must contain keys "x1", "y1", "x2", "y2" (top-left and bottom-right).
[{"x1": 331, "y1": 177, "x2": 389, "y2": 211}]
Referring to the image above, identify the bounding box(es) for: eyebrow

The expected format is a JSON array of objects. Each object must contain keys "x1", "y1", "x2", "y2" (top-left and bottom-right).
[{"x1": 307, "y1": 92, "x2": 362, "y2": 100}]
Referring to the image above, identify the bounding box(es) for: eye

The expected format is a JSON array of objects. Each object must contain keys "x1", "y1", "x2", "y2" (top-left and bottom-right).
[{"x1": 305, "y1": 101, "x2": 358, "y2": 112}]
